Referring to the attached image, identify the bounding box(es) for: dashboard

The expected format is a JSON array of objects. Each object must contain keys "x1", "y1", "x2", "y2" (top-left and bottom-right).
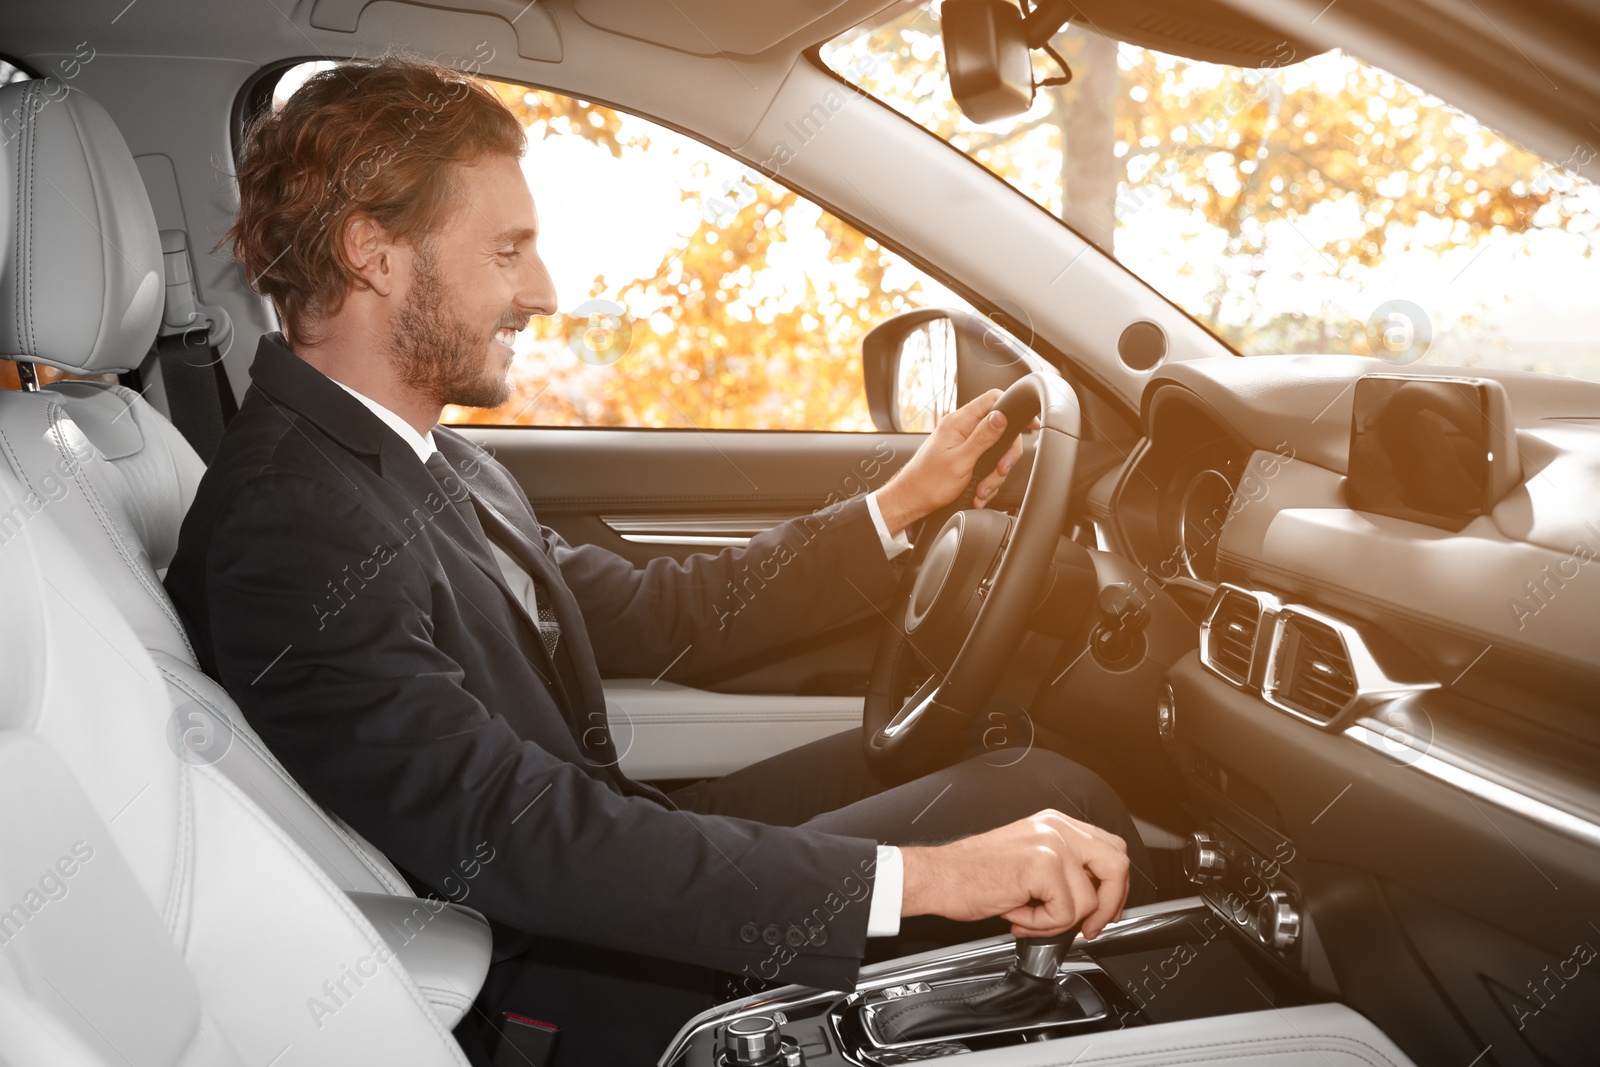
[
  {"x1": 1106, "y1": 354, "x2": 1600, "y2": 689},
  {"x1": 1089, "y1": 354, "x2": 1600, "y2": 1063}
]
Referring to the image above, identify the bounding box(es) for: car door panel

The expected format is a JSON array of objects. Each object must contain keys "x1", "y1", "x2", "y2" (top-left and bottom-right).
[
  {"x1": 605, "y1": 678, "x2": 863, "y2": 781},
  {"x1": 462, "y1": 427, "x2": 920, "y2": 564},
  {"x1": 458, "y1": 426, "x2": 911, "y2": 778}
]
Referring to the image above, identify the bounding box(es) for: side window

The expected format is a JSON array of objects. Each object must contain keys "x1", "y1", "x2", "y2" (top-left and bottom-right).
[
  {"x1": 448, "y1": 84, "x2": 967, "y2": 431},
  {"x1": 264, "y1": 66, "x2": 967, "y2": 430}
]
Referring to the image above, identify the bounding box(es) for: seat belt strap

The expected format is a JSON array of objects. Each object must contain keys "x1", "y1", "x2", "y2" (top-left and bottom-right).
[{"x1": 140, "y1": 229, "x2": 237, "y2": 462}]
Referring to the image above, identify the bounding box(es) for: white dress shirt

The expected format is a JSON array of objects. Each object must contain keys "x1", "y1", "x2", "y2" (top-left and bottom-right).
[{"x1": 332, "y1": 379, "x2": 908, "y2": 936}]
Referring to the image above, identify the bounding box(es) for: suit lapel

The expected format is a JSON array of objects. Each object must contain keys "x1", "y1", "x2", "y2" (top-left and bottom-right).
[
  {"x1": 375, "y1": 440, "x2": 573, "y2": 715},
  {"x1": 435, "y1": 435, "x2": 609, "y2": 734},
  {"x1": 394, "y1": 446, "x2": 509, "y2": 602}
]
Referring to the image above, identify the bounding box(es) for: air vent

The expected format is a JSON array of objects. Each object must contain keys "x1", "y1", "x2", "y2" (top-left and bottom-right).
[
  {"x1": 1265, "y1": 613, "x2": 1357, "y2": 724},
  {"x1": 1200, "y1": 586, "x2": 1263, "y2": 686}
]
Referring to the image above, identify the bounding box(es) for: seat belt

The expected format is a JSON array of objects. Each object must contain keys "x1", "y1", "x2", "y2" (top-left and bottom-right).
[{"x1": 123, "y1": 229, "x2": 238, "y2": 463}]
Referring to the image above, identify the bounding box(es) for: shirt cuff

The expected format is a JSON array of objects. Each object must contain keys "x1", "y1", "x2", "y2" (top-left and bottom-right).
[
  {"x1": 866, "y1": 845, "x2": 903, "y2": 937},
  {"x1": 865, "y1": 491, "x2": 914, "y2": 561}
]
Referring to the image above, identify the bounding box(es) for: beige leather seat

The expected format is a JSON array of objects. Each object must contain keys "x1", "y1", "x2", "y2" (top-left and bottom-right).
[
  {"x1": 0, "y1": 79, "x2": 488, "y2": 1028},
  {"x1": 0, "y1": 475, "x2": 473, "y2": 1066}
]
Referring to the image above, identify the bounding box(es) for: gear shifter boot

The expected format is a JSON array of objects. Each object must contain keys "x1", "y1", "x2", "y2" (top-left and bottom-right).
[
  {"x1": 863, "y1": 928, "x2": 1106, "y2": 1045},
  {"x1": 868, "y1": 967, "x2": 1086, "y2": 1043}
]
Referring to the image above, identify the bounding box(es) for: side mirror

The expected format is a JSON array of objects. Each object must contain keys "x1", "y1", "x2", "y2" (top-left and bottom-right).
[
  {"x1": 941, "y1": 0, "x2": 1036, "y2": 123},
  {"x1": 862, "y1": 308, "x2": 1041, "y2": 432}
]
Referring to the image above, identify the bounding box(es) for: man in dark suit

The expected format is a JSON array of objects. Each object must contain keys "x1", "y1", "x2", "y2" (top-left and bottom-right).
[{"x1": 167, "y1": 57, "x2": 1150, "y2": 1064}]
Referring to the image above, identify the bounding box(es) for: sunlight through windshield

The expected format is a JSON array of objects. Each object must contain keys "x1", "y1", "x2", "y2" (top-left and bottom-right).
[{"x1": 824, "y1": 8, "x2": 1600, "y2": 380}]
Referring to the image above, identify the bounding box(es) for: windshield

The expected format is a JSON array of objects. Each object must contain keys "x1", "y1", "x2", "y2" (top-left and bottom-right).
[{"x1": 823, "y1": 8, "x2": 1600, "y2": 381}]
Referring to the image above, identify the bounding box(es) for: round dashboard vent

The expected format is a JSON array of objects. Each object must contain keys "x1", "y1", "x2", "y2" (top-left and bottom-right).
[{"x1": 1117, "y1": 320, "x2": 1168, "y2": 371}]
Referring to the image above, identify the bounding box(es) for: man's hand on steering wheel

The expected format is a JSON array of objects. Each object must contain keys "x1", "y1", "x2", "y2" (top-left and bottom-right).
[
  {"x1": 862, "y1": 373, "x2": 1080, "y2": 783},
  {"x1": 874, "y1": 388, "x2": 1035, "y2": 538}
]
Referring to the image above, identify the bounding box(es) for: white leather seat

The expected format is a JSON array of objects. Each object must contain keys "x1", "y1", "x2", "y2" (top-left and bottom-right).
[
  {"x1": 0, "y1": 79, "x2": 488, "y2": 1028},
  {"x1": 0, "y1": 477, "x2": 472, "y2": 1066}
]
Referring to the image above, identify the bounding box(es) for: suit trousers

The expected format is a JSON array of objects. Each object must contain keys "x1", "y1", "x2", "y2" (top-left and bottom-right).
[{"x1": 459, "y1": 729, "x2": 1156, "y2": 1066}]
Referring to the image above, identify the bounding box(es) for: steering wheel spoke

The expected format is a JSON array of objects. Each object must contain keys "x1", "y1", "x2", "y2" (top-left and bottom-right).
[{"x1": 881, "y1": 676, "x2": 943, "y2": 740}]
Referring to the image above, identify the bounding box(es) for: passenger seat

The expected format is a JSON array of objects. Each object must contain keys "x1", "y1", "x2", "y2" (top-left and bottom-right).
[
  {"x1": 0, "y1": 79, "x2": 488, "y2": 1028},
  {"x1": 0, "y1": 478, "x2": 472, "y2": 1066}
]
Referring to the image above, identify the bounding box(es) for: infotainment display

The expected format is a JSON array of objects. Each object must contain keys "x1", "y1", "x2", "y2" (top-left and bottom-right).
[{"x1": 1347, "y1": 373, "x2": 1520, "y2": 531}]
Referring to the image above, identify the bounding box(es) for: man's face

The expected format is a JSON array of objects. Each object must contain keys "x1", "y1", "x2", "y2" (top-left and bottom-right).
[{"x1": 386, "y1": 154, "x2": 556, "y2": 409}]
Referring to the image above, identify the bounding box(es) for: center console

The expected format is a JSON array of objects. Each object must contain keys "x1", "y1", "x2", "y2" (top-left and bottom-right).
[{"x1": 656, "y1": 898, "x2": 1417, "y2": 1067}]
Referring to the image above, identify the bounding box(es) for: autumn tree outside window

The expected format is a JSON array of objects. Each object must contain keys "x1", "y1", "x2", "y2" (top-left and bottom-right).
[{"x1": 824, "y1": 11, "x2": 1600, "y2": 380}]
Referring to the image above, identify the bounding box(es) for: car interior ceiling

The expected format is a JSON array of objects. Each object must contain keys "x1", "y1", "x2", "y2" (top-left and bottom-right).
[{"x1": 0, "y1": 2, "x2": 1596, "y2": 1067}]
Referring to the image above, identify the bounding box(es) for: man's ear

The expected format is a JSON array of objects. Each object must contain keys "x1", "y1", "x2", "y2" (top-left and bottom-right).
[{"x1": 341, "y1": 214, "x2": 402, "y2": 298}]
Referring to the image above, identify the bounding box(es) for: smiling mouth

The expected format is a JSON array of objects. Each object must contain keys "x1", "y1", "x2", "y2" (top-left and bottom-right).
[{"x1": 494, "y1": 326, "x2": 518, "y2": 348}]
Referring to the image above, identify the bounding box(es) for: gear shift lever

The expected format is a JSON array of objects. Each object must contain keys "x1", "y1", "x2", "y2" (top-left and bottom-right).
[
  {"x1": 863, "y1": 927, "x2": 1085, "y2": 1045},
  {"x1": 1013, "y1": 930, "x2": 1078, "y2": 980}
]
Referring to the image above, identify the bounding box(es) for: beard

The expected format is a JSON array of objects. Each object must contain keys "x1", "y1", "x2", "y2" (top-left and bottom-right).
[{"x1": 387, "y1": 242, "x2": 514, "y2": 410}]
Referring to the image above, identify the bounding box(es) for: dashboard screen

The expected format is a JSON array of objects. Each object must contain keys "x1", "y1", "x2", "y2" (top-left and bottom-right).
[{"x1": 1347, "y1": 374, "x2": 1515, "y2": 531}]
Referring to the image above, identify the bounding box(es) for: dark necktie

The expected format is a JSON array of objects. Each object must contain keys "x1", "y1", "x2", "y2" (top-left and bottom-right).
[{"x1": 424, "y1": 451, "x2": 561, "y2": 658}]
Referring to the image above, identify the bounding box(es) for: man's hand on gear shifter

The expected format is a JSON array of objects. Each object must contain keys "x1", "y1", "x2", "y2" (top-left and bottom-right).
[{"x1": 898, "y1": 809, "x2": 1131, "y2": 940}]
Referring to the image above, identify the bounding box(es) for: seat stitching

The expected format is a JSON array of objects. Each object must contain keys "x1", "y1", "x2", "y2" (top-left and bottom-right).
[
  {"x1": 874, "y1": 987, "x2": 993, "y2": 1040},
  {"x1": 44, "y1": 401, "x2": 197, "y2": 660},
  {"x1": 18, "y1": 83, "x2": 35, "y2": 356},
  {"x1": 158, "y1": 662, "x2": 410, "y2": 896},
  {"x1": 10, "y1": 84, "x2": 18, "y2": 356},
  {"x1": 416, "y1": 986, "x2": 474, "y2": 1008},
  {"x1": 165, "y1": 753, "x2": 197, "y2": 951},
  {"x1": 189, "y1": 762, "x2": 468, "y2": 1060}
]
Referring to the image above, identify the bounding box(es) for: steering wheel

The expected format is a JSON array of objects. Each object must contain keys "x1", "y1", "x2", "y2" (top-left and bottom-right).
[{"x1": 862, "y1": 372, "x2": 1082, "y2": 783}]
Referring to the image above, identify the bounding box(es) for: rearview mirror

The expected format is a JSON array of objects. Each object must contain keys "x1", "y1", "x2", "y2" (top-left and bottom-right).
[
  {"x1": 862, "y1": 308, "x2": 1043, "y2": 432},
  {"x1": 941, "y1": 0, "x2": 1036, "y2": 123}
]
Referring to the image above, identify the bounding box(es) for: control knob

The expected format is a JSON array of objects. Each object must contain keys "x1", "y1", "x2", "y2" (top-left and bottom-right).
[
  {"x1": 725, "y1": 1015, "x2": 780, "y2": 1066},
  {"x1": 1182, "y1": 831, "x2": 1227, "y2": 884},
  {"x1": 1256, "y1": 889, "x2": 1301, "y2": 950}
]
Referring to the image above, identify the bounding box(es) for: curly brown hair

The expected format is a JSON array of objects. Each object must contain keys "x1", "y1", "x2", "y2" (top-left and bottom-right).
[{"x1": 224, "y1": 56, "x2": 525, "y2": 344}]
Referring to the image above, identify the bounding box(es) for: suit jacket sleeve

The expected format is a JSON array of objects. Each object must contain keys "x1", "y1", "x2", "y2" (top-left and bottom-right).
[
  {"x1": 551, "y1": 493, "x2": 903, "y2": 679},
  {"x1": 200, "y1": 471, "x2": 884, "y2": 988}
]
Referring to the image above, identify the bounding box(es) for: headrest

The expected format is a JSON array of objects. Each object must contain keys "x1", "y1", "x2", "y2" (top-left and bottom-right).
[{"x1": 0, "y1": 80, "x2": 163, "y2": 375}]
